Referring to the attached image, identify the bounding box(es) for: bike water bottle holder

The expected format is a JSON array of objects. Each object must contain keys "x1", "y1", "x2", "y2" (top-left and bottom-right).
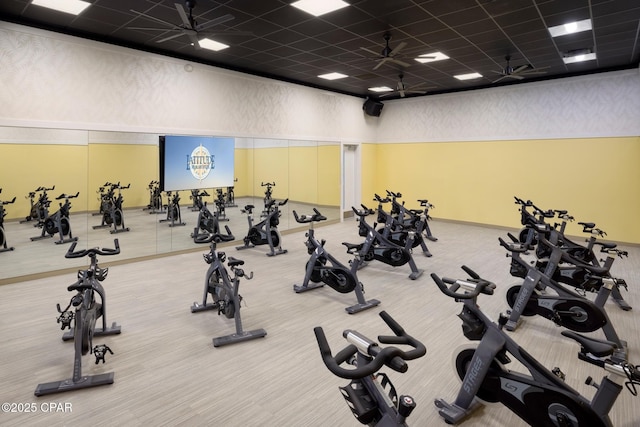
[
  {"x1": 509, "y1": 258, "x2": 527, "y2": 279},
  {"x1": 358, "y1": 222, "x2": 368, "y2": 237},
  {"x1": 339, "y1": 373, "x2": 398, "y2": 425}
]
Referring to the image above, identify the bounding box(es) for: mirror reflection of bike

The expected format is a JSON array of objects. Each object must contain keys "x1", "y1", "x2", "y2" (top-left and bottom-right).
[{"x1": 236, "y1": 198, "x2": 288, "y2": 257}]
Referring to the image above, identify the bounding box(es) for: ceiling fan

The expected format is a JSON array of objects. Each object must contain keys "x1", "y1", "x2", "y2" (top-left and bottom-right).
[
  {"x1": 360, "y1": 33, "x2": 411, "y2": 70},
  {"x1": 127, "y1": 0, "x2": 249, "y2": 49},
  {"x1": 379, "y1": 74, "x2": 435, "y2": 98},
  {"x1": 491, "y1": 55, "x2": 549, "y2": 83}
]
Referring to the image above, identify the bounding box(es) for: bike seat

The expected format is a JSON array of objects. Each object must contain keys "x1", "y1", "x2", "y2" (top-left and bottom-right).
[
  {"x1": 561, "y1": 330, "x2": 616, "y2": 357},
  {"x1": 226, "y1": 257, "x2": 244, "y2": 267},
  {"x1": 409, "y1": 209, "x2": 423, "y2": 215},
  {"x1": 578, "y1": 222, "x2": 596, "y2": 229},
  {"x1": 595, "y1": 242, "x2": 617, "y2": 249}
]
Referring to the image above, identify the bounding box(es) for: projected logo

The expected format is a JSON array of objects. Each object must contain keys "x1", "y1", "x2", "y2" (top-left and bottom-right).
[{"x1": 186, "y1": 144, "x2": 215, "y2": 181}]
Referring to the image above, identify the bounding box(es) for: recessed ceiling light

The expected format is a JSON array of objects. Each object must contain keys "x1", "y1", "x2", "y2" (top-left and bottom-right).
[
  {"x1": 318, "y1": 72, "x2": 348, "y2": 80},
  {"x1": 199, "y1": 38, "x2": 229, "y2": 52},
  {"x1": 454, "y1": 72, "x2": 483, "y2": 81},
  {"x1": 415, "y1": 51, "x2": 450, "y2": 64},
  {"x1": 31, "y1": 0, "x2": 90, "y2": 15},
  {"x1": 548, "y1": 19, "x2": 592, "y2": 37},
  {"x1": 368, "y1": 86, "x2": 393, "y2": 93},
  {"x1": 291, "y1": 0, "x2": 349, "y2": 17},
  {"x1": 563, "y1": 53, "x2": 597, "y2": 64}
]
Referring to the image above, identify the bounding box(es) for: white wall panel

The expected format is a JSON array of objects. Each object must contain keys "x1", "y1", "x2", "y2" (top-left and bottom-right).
[
  {"x1": 377, "y1": 70, "x2": 640, "y2": 142},
  {"x1": 0, "y1": 22, "x2": 374, "y2": 143}
]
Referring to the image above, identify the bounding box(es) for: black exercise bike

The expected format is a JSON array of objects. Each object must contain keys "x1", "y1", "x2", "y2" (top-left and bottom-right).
[
  {"x1": 35, "y1": 239, "x2": 121, "y2": 396},
  {"x1": 190, "y1": 190, "x2": 234, "y2": 244},
  {"x1": 344, "y1": 206, "x2": 423, "y2": 280},
  {"x1": 293, "y1": 208, "x2": 380, "y2": 314},
  {"x1": 236, "y1": 198, "x2": 288, "y2": 256},
  {"x1": 431, "y1": 266, "x2": 640, "y2": 427},
  {"x1": 31, "y1": 192, "x2": 79, "y2": 244},
  {"x1": 191, "y1": 238, "x2": 266, "y2": 347},
  {"x1": 314, "y1": 311, "x2": 427, "y2": 426}
]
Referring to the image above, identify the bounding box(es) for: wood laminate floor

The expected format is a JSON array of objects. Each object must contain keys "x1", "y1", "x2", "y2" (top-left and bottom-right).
[{"x1": 1, "y1": 219, "x2": 639, "y2": 426}]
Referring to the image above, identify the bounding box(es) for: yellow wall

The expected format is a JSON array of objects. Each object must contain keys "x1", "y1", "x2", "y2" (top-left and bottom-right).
[
  {"x1": 87, "y1": 144, "x2": 158, "y2": 211},
  {"x1": 362, "y1": 137, "x2": 640, "y2": 244},
  {"x1": 288, "y1": 145, "x2": 318, "y2": 204},
  {"x1": 318, "y1": 144, "x2": 340, "y2": 206},
  {"x1": 252, "y1": 146, "x2": 289, "y2": 200},
  {"x1": 0, "y1": 144, "x2": 88, "y2": 220}
]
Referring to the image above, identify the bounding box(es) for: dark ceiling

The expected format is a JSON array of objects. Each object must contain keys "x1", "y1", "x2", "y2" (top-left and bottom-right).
[{"x1": 1, "y1": 0, "x2": 639, "y2": 100}]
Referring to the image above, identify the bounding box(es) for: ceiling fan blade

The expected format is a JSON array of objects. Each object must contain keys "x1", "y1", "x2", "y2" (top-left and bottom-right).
[
  {"x1": 360, "y1": 47, "x2": 381, "y2": 57},
  {"x1": 399, "y1": 88, "x2": 406, "y2": 97},
  {"x1": 490, "y1": 70, "x2": 504, "y2": 75},
  {"x1": 521, "y1": 71, "x2": 548, "y2": 76},
  {"x1": 372, "y1": 58, "x2": 389, "y2": 70},
  {"x1": 129, "y1": 9, "x2": 180, "y2": 29},
  {"x1": 156, "y1": 33, "x2": 186, "y2": 43},
  {"x1": 390, "y1": 58, "x2": 411, "y2": 68},
  {"x1": 196, "y1": 14, "x2": 235, "y2": 31},
  {"x1": 512, "y1": 64, "x2": 530, "y2": 74},
  {"x1": 175, "y1": 3, "x2": 193, "y2": 29},
  {"x1": 492, "y1": 75, "x2": 508, "y2": 83},
  {"x1": 389, "y1": 41, "x2": 407, "y2": 56}
]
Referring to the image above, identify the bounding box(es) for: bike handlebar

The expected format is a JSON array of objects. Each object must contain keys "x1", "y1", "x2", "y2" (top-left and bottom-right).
[
  {"x1": 1, "y1": 197, "x2": 16, "y2": 205},
  {"x1": 431, "y1": 266, "x2": 495, "y2": 300},
  {"x1": 56, "y1": 192, "x2": 80, "y2": 200},
  {"x1": 65, "y1": 239, "x2": 120, "y2": 259},
  {"x1": 352, "y1": 205, "x2": 374, "y2": 217},
  {"x1": 313, "y1": 311, "x2": 426, "y2": 380}
]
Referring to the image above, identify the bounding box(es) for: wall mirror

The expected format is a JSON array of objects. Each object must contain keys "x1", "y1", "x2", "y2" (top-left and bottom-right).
[{"x1": 0, "y1": 127, "x2": 341, "y2": 282}]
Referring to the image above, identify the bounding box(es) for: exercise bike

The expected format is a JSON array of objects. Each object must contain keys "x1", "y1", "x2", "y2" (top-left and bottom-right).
[
  {"x1": 373, "y1": 194, "x2": 432, "y2": 258},
  {"x1": 313, "y1": 311, "x2": 427, "y2": 426},
  {"x1": 93, "y1": 182, "x2": 130, "y2": 234},
  {"x1": 214, "y1": 188, "x2": 229, "y2": 221},
  {"x1": 20, "y1": 185, "x2": 54, "y2": 225},
  {"x1": 31, "y1": 192, "x2": 79, "y2": 244},
  {"x1": 344, "y1": 206, "x2": 423, "y2": 280},
  {"x1": 501, "y1": 232, "x2": 628, "y2": 359},
  {"x1": 191, "y1": 238, "x2": 267, "y2": 347},
  {"x1": 144, "y1": 180, "x2": 165, "y2": 214},
  {"x1": 190, "y1": 191, "x2": 234, "y2": 244},
  {"x1": 236, "y1": 198, "x2": 288, "y2": 256},
  {"x1": 0, "y1": 189, "x2": 16, "y2": 252},
  {"x1": 521, "y1": 207, "x2": 631, "y2": 311},
  {"x1": 386, "y1": 190, "x2": 438, "y2": 243},
  {"x1": 501, "y1": 232, "x2": 628, "y2": 361},
  {"x1": 431, "y1": 266, "x2": 640, "y2": 427},
  {"x1": 159, "y1": 191, "x2": 185, "y2": 227},
  {"x1": 260, "y1": 181, "x2": 275, "y2": 218},
  {"x1": 59, "y1": 240, "x2": 122, "y2": 342},
  {"x1": 35, "y1": 240, "x2": 121, "y2": 396},
  {"x1": 293, "y1": 208, "x2": 380, "y2": 314},
  {"x1": 225, "y1": 178, "x2": 238, "y2": 207}
]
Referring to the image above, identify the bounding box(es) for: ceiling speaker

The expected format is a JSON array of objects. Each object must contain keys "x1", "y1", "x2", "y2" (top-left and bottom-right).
[{"x1": 363, "y1": 99, "x2": 383, "y2": 117}]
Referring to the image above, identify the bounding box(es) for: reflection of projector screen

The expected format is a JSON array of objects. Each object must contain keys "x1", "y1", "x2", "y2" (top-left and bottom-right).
[{"x1": 159, "y1": 135, "x2": 235, "y2": 192}]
